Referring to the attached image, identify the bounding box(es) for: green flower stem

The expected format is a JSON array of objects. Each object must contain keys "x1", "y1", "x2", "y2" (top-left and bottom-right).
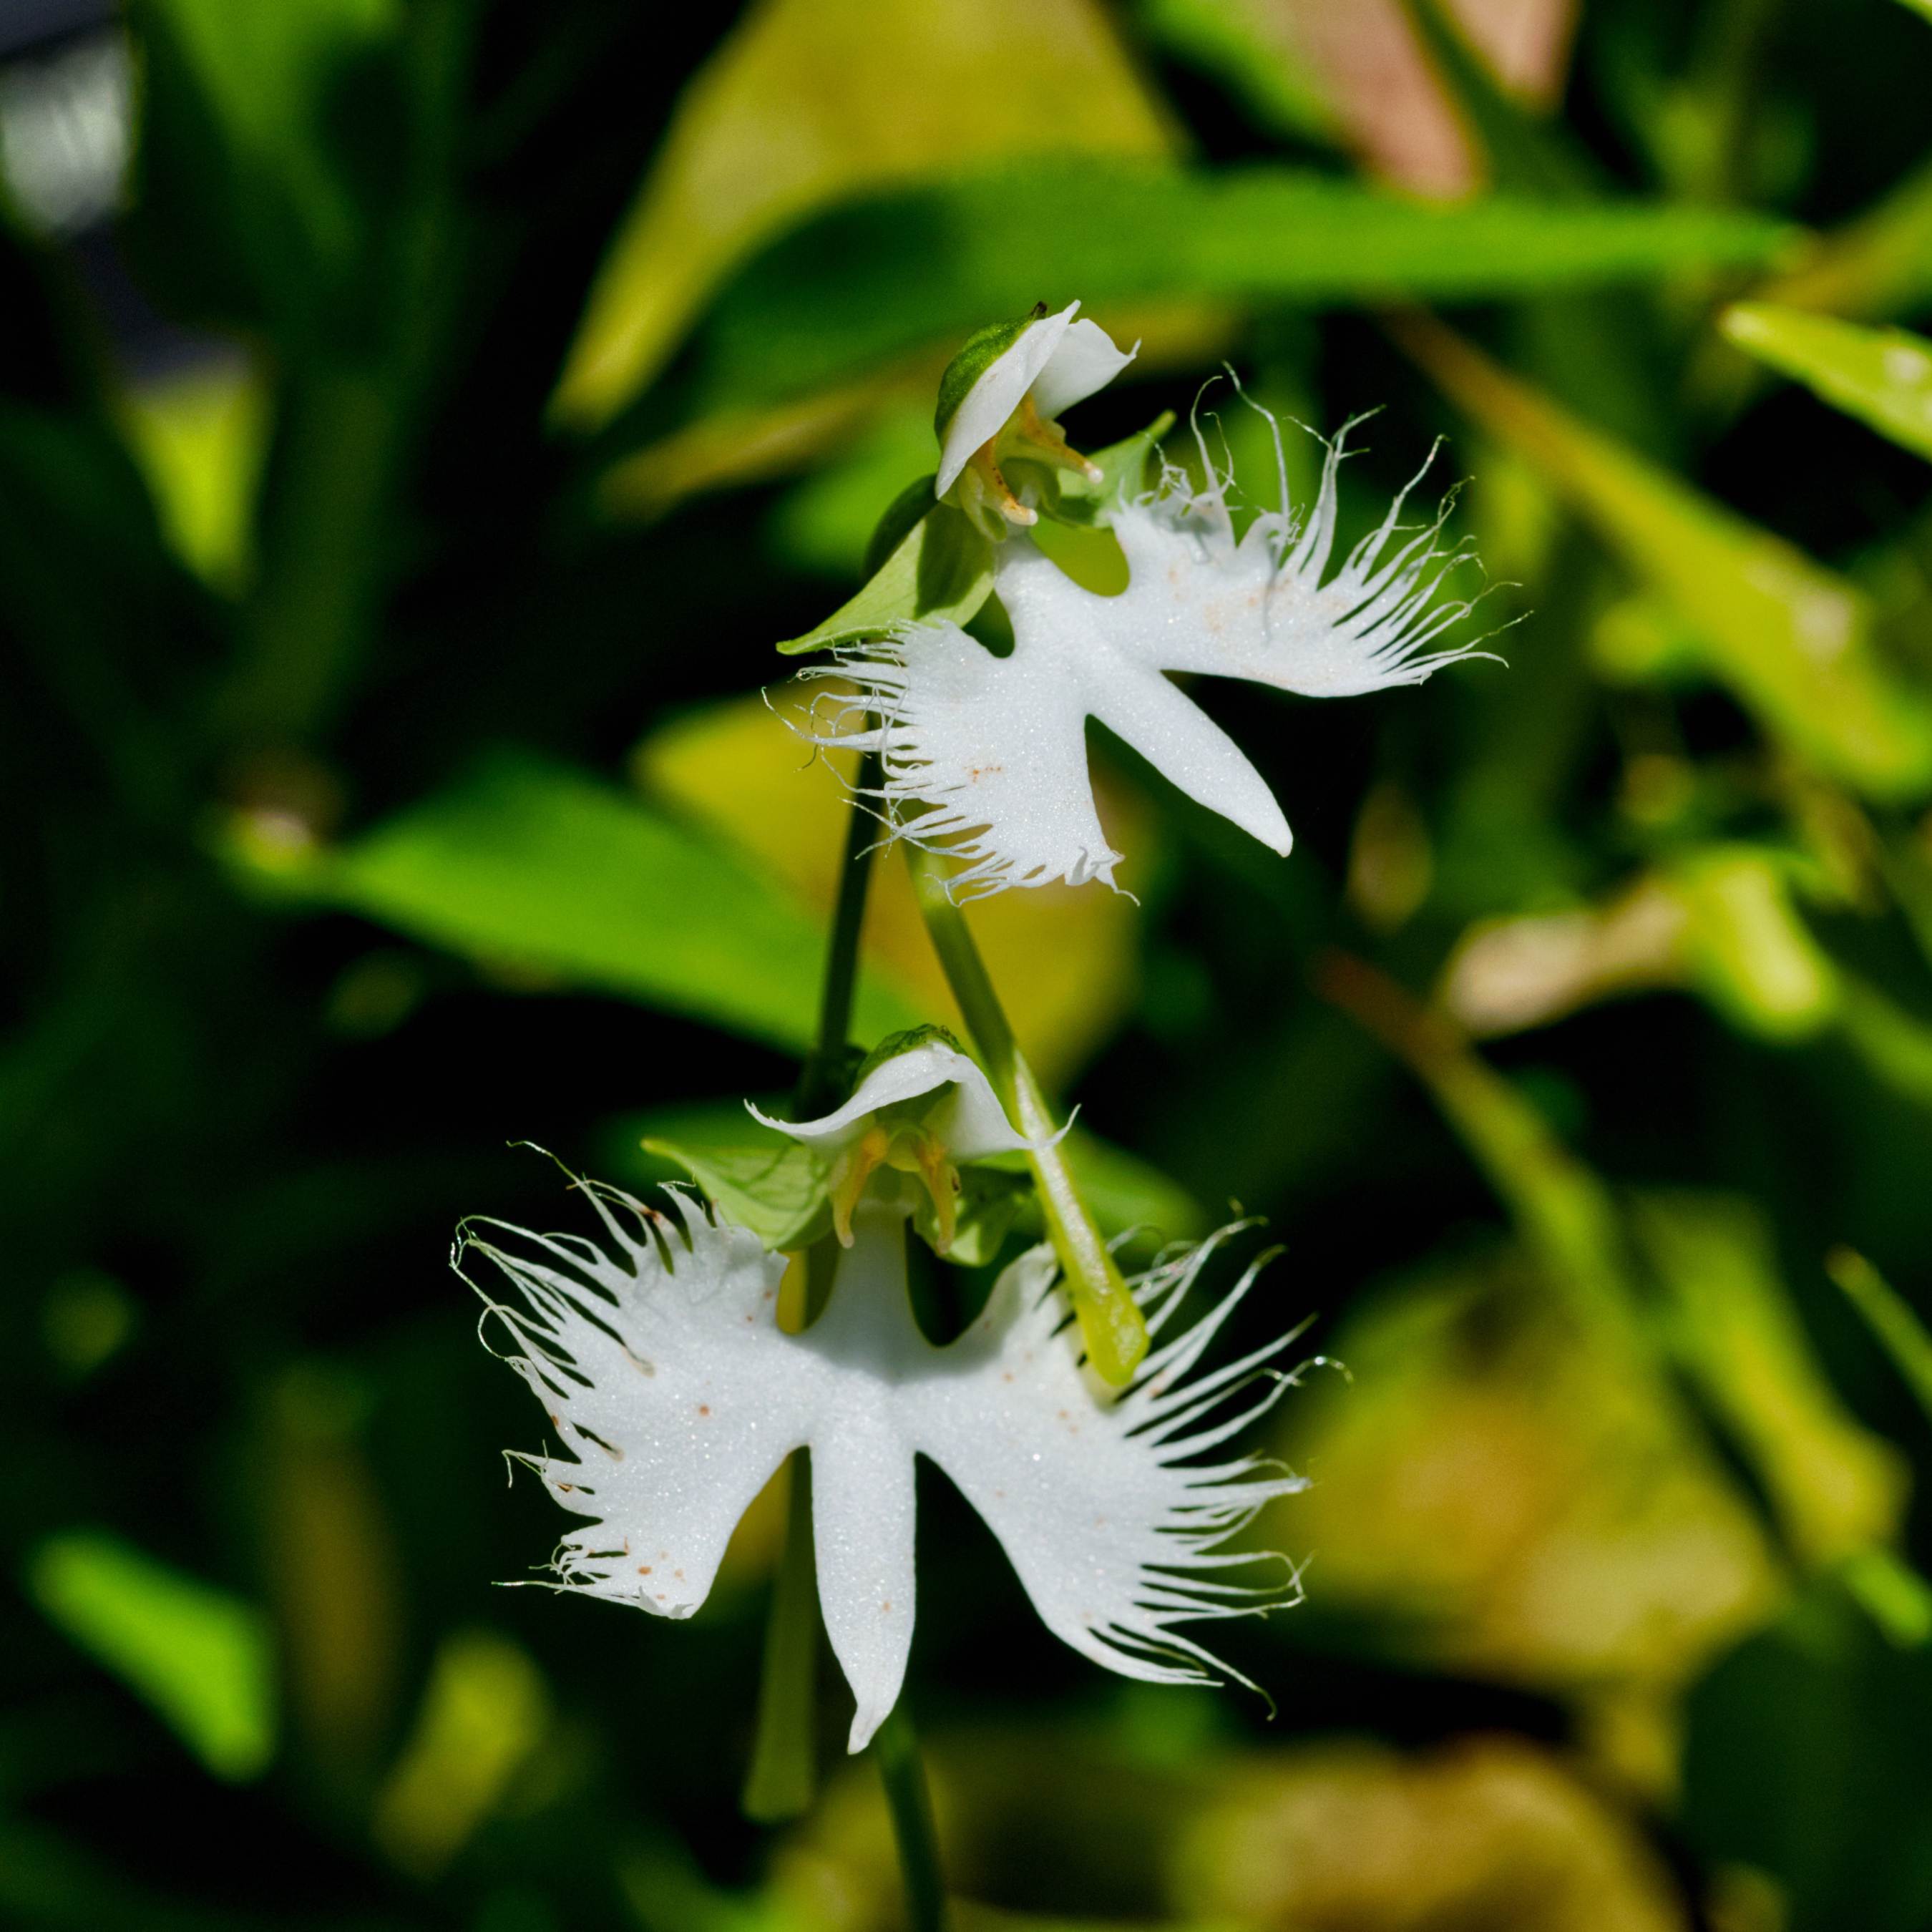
[
  {"x1": 797, "y1": 748, "x2": 885, "y2": 1114},
  {"x1": 741, "y1": 1455, "x2": 819, "y2": 1823},
  {"x1": 743, "y1": 753, "x2": 882, "y2": 1823},
  {"x1": 872, "y1": 1703, "x2": 950, "y2": 1932},
  {"x1": 907, "y1": 844, "x2": 1148, "y2": 1386}
]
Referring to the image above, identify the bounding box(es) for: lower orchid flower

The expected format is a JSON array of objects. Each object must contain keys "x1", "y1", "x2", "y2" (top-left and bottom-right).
[{"x1": 458, "y1": 1175, "x2": 1307, "y2": 1752}]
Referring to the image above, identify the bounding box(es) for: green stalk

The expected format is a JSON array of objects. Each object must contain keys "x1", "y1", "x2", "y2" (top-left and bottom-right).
[
  {"x1": 872, "y1": 1704, "x2": 950, "y2": 1932},
  {"x1": 796, "y1": 750, "x2": 884, "y2": 1116},
  {"x1": 741, "y1": 752, "x2": 882, "y2": 1821},
  {"x1": 907, "y1": 844, "x2": 1148, "y2": 1385}
]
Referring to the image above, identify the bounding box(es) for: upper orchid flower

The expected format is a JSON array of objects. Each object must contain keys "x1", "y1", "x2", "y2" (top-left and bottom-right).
[
  {"x1": 934, "y1": 300, "x2": 1138, "y2": 537},
  {"x1": 461, "y1": 1176, "x2": 1304, "y2": 1752},
  {"x1": 803, "y1": 333, "x2": 1498, "y2": 898},
  {"x1": 748, "y1": 1027, "x2": 1043, "y2": 1252}
]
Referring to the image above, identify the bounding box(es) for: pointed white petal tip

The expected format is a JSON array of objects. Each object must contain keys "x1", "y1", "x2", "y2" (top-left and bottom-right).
[
  {"x1": 748, "y1": 1037, "x2": 1033, "y2": 1159},
  {"x1": 465, "y1": 1174, "x2": 1309, "y2": 1750},
  {"x1": 1031, "y1": 317, "x2": 1138, "y2": 421},
  {"x1": 805, "y1": 402, "x2": 1498, "y2": 897}
]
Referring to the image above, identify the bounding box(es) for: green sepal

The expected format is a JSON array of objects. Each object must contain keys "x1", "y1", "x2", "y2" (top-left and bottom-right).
[
  {"x1": 776, "y1": 498, "x2": 994, "y2": 655},
  {"x1": 642, "y1": 1113, "x2": 832, "y2": 1251},
  {"x1": 862, "y1": 476, "x2": 940, "y2": 577},
  {"x1": 854, "y1": 1022, "x2": 965, "y2": 1085},
  {"x1": 933, "y1": 308, "x2": 1045, "y2": 441}
]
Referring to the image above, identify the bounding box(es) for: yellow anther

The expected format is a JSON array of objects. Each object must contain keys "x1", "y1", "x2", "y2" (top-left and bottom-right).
[
  {"x1": 1012, "y1": 394, "x2": 1103, "y2": 482},
  {"x1": 913, "y1": 1136, "x2": 961, "y2": 1254},
  {"x1": 829, "y1": 1126, "x2": 891, "y2": 1246},
  {"x1": 962, "y1": 443, "x2": 1037, "y2": 534}
]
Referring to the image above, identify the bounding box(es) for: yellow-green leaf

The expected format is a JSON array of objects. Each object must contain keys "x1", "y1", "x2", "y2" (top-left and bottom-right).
[
  {"x1": 373, "y1": 1631, "x2": 551, "y2": 1877},
  {"x1": 1397, "y1": 317, "x2": 1932, "y2": 801},
  {"x1": 1635, "y1": 1194, "x2": 1907, "y2": 1568},
  {"x1": 555, "y1": 0, "x2": 1175, "y2": 426},
  {"x1": 1723, "y1": 304, "x2": 1932, "y2": 464},
  {"x1": 1830, "y1": 1248, "x2": 1932, "y2": 1428},
  {"x1": 242, "y1": 756, "x2": 924, "y2": 1052},
  {"x1": 29, "y1": 1531, "x2": 275, "y2": 1780}
]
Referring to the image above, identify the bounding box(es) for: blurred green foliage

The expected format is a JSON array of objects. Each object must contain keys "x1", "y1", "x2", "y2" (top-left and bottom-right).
[{"x1": 8, "y1": 0, "x2": 1932, "y2": 1927}]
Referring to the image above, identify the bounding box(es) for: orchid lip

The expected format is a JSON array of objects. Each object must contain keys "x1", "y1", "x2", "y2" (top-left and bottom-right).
[{"x1": 461, "y1": 1177, "x2": 1308, "y2": 1754}]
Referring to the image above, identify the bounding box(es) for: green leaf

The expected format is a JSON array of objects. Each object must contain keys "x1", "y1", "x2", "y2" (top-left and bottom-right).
[
  {"x1": 372, "y1": 1630, "x2": 552, "y2": 1878},
  {"x1": 127, "y1": 0, "x2": 409, "y2": 347},
  {"x1": 1635, "y1": 1193, "x2": 1907, "y2": 1568},
  {"x1": 609, "y1": 159, "x2": 1796, "y2": 450},
  {"x1": 254, "y1": 756, "x2": 924, "y2": 1051},
  {"x1": 1723, "y1": 304, "x2": 1932, "y2": 464},
  {"x1": 1828, "y1": 1248, "x2": 1932, "y2": 1430},
  {"x1": 640, "y1": 1103, "x2": 831, "y2": 1250},
  {"x1": 28, "y1": 1531, "x2": 275, "y2": 1780},
  {"x1": 553, "y1": 0, "x2": 1176, "y2": 429},
  {"x1": 1667, "y1": 847, "x2": 1839, "y2": 1042},
  {"x1": 1398, "y1": 0, "x2": 1601, "y2": 199},
  {"x1": 776, "y1": 499, "x2": 994, "y2": 654},
  {"x1": 1138, "y1": 0, "x2": 1339, "y2": 146},
  {"x1": 1757, "y1": 152, "x2": 1932, "y2": 325},
  {"x1": 1399, "y1": 318, "x2": 1932, "y2": 800}
]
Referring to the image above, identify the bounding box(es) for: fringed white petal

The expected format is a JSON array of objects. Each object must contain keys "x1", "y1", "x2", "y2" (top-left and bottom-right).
[
  {"x1": 1106, "y1": 419, "x2": 1493, "y2": 698},
  {"x1": 806, "y1": 615, "x2": 1130, "y2": 897},
  {"x1": 932, "y1": 1233, "x2": 1309, "y2": 1694},
  {"x1": 457, "y1": 1186, "x2": 802, "y2": 1623},
  {"x1": 803, "y1": 411, "x2": 1494, "y2": 897},
  {"x1": 462, "y1": 1182, "x2": 1307, "y2": 1751}
]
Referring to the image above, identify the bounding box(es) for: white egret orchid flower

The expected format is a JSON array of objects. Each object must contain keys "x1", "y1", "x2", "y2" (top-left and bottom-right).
[
  {"x1": 460, "y1": 1182, "x2": 1306, "y2": 1753},
  {"x1": 748, "y1": 1029, "x2": 1043, "y2": 1250},
  {"x1": 808, "y1": 410, "x2": 1497, "y2": 898},
  {"x1": 934, "y1": 301, "x2": 1138, "y2": 535}
]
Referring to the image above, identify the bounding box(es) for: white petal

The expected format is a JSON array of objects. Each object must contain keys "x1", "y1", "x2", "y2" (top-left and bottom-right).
[
  {"x1": 917, "y1": 1238, "x2": 1307, "y2": 1691},
  {"x1": 987, "y1": 517, "x2": 1294, "y2": 858},
  {"x1": 935, "y1": 301, "x2": 1080, "y2": 499},
  {"x1": 806, "y1": 609, "x2": 1124, "y2": 896},
  {"x1": 1105, "y1": 428, "x2": 1488, "y2": 698},
  {"x1": 803, "y1": 410, "x2": 1489, "y2": 895},
  {"x1": 746, "y1": 1038, "x2": 1032, "y2": 1159},
  {"x1": 1030, "y1": 317, "x2": 1137, "y2": 421},
  {"x1": 458, "y1": 1188, "x2": 804, "y2": 1620},
  {"x1": 468, "y1": 1180, "x2": 1307, "y2": 1750},
  {"x1": 801, "y1": 1207, "x2": 921, "y2": 1750}
]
